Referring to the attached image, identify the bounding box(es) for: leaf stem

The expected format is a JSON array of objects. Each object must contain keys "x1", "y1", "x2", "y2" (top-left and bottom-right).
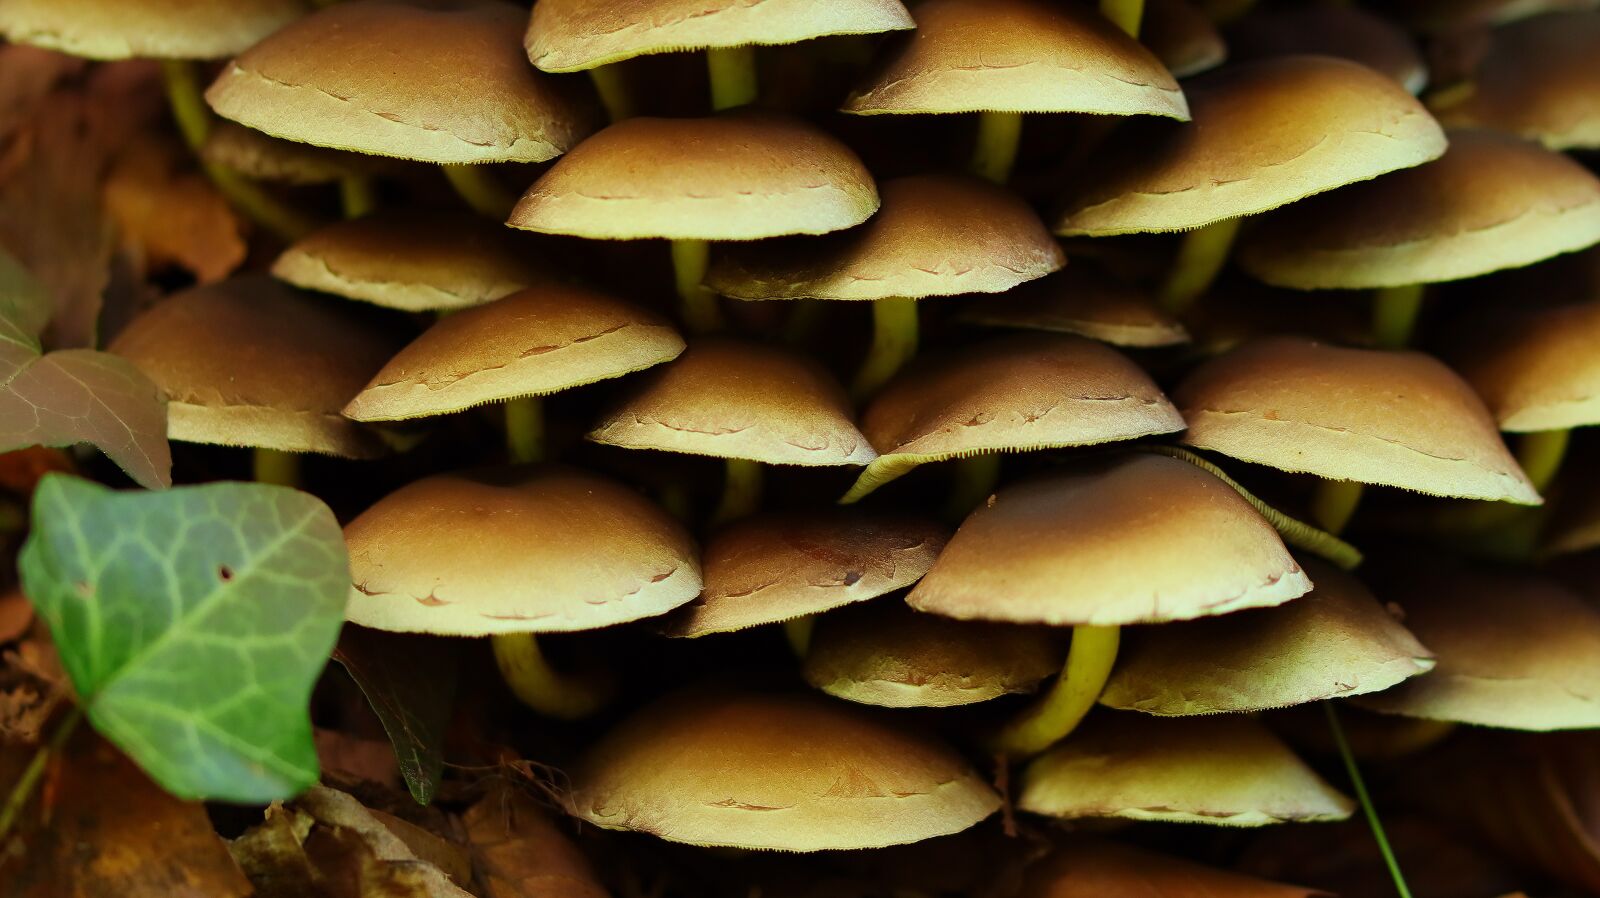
[
  {"x1": 0, "y1": 705, "x2": 82, "y2": 842},
  {"x1": 1324, "y1": 702, "x2": 1414, "y2": 898}
]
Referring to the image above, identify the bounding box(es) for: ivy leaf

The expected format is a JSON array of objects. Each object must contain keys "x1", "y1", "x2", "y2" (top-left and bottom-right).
[
  {"x1": 332, "y1": 626, "x2": 459, "y2": 806},
  {"x1": 18, "y1": 474, "x2": 350, "y2": 803}
]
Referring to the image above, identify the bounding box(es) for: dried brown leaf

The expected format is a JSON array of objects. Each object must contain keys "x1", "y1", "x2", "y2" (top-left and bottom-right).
[
  {"x1": 104, "y1": 138, "x2": 247, "y2": 284},
  {"x1": 464, "y1": 782, "x2": 608, "y2": 898}
]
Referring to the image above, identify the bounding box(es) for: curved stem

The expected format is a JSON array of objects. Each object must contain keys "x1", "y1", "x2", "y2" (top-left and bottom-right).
[
  {"x1": 340, "y1": 175, "x2": 377, "y2": 219},
  {"x1": 670, "y1": 239, "x2": 725, "y2": 334},
  {"x1": 160, "y1": 59, "x2": 211, "y2": 151},
  {"x1": 505, "y1": 396, "x2": 544, "y2": 464},
  {"x1": 0, "y1": 706, "x2": 81, "y2": 842},
  {"x1": 1159, "y1": 218, "x2": 1241, "y2": 315},
  {"x1": 253, "y1": 448, "x2": 300, "y2": 487},
  {"x1": 970, "y1": 111, "x2": 1024, "y2": 185},
  {"x1": 492, "y1": 633, "x2": 615, "y2": 719},
  {"x1": 712, "y1": 458, "x2": 763, "y2": 527},
  {"x1": 442, "y1": 164, "x2": 516, "y2": 220},
  {"x1": 991, "y1": 625, "x2": 1119, "y2": 758},
  {"x1": 784, "y1": 616, "x2": 814, "y2": 658},
  {"x1": 1518, "y1": 428, "x2": 1569, "y2": 495},
  {"x1": 1372, "y1": 283, "x2": 1425, "y2": 349},
  {"x1": 852, "y1": 297, "x2": 918, "y2": 401},
  {"x1": 707, "y1": 45, "x2": 758, "y2": 111},
  {"x1": 1100, "y1": 0, "x2": 1146, "y2": 37},
  {"x1": 1311, "y1": 479, "x2": 1365, "y2": 536},
  {"x1": 588, "y1": 64, "x2": 635, "y2": 122},
  {"x1": 1325, "y1": 703, "x2": 1415, "y2": 898},
  {"x1": 943, "y1": 454, "x2": 1001, "y2": 523}
]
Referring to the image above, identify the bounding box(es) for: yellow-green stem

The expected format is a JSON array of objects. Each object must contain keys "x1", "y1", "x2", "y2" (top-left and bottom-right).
[
  {"x1": 784, "y1": 616, "x2": 814, "y2": 658},
  {"x1": 1311, "y1": 479, "x2": 1365, "y2": 536},
  {"x1": 253, "y1": 448, "x2": 300, "y2": 487},
  {"x1": 492, "y1": 633, "x2": 614, "y2": 719},
  {"x1": 992, "y1": 625, "x2": 1119, "y2": 758},
  {"x1": 1518, "y1": 428, "x2": 1569, "y2": 496},
  {"x1": 588, "y1": 64, "x2": 635, "y2": 122},
  {"x1": 340, "y1": 175, "x2": 377, "y2": 219},
  {"x1": 970, "y1": 111, "x2": 1024, "y2": 185},
  {"x1": 1325, "y1": 703, "x2": 1415, "y2": 898},
  {"x1": 712, "y1": 458, "x2": 763, "y2": 526},
  {"x1": 442, "y1": 164, "x2": 516, "y2": 220},
  {"x1": 160, "y1": 58, "x2": 211, "y2": 150},
  {"x1": 852, "y1": 297, "x2": 918, "y2": 401},
  {"x1": 0, "y1": 706, "x2": 81, "y2": 842},
  {"x1": 1100, "y1": 0, "x2": 1146, "y2": 36},
  {"x1": 1372, "y1": 283, "x2": 1425, "y2": 349},
  {"x1": 707, "y1": 45, "x2": 758, "y2": 111},
  {"x1": 671, "y1": 238, "x2": 726, "y2": 334},
  {"x1": 505, "y1": 396, "x2": 544, "y2": 464},
  {"x1": 943, "y1": 453, "x2": 1001, "y2": 523},
  {"x1": 1159, "y1": 218, "x2": 1241, "y2": 315}
]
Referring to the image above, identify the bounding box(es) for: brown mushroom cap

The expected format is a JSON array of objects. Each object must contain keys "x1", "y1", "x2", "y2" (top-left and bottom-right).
[
  {"x1": 563, "y1": 689, "x2": 1001, "y2": 851},
  {"x1": 526, "y1": 0, "x2": 914, "y2": 72},
  {"x1": 1101, "y1": 559, "x2": 1435, "y2": 716},
  {"x1": 108, "y1": 275, "x2": 402, "y2": 457},
  {"x1": 344, "y1": 285, "x2": 684, "y2": 422},
  {"x1": 273, "y1": 212, "x2": 556, "y2": 313},
  {"x1": 665, "y1": 511, "x2": 946, "y2": 637},
  {"x1": 1455, "y1": 300, "x2": 1600, "y2": 432},
  {"x1": 1238, "y1": 130, "x2": 1600, "y2": 290},
  {"x1": 803, "y1": 601, "x2": 1061, "y2": 708},
  {"x1": 343, "y1": 465, "x2": 701, "y2": 636},
  {"x1": 508, "y1": 112, "x2": 878, "y2": 241},
  {"x1": 1018, "y1": 712, "x2": 1354, "y2": 825},
  {"x1": 841, "y1": 334, "x2": 1185, "y2": 502},
  {"x1": 708, "y1": 175, "x2": 1064, "y2": 301},
  {"x1": 1056, "y1": 55, "x2": 1447, "y2": 236},
  {"x1": 1017, "y1": 840, "x2": 1330, "y2": 898},
  {"x1": 0, "y1": 0, "x2": 307, "y2": 60},
  {"x1": 1144, "y1": 0, "x2": 1229, "y2": 80},
  {"x1": 202, "y1": 121, "x2": 402, "y2": 185},
  {"x1": 587, "y1": 339, "x2": 875, "y2": 466},
  {"x1": 205, "y1": 0, "x2": 596, "y2": 164},
  {"x1": 908, "y1": 455, "x2": 1311, "y2": 627},
  {"x1": 1355, "y1": 569, "x2": 1600, "y2": 730},
  {"x1": 1432, "y1": 13, "x2": 1600, "y2": 150},
  {"x1": 1226, "y1": 6, "x2": 1428, "y2": 95},
  {"x1": 841, "y1": 0, "x2": 1187, "y2": 119},
  {"x1": 1176, "y1": 337, "x2": 1540, "y2": 504},
  {"x1": 956, "y1": 267, "x2": 1190, "y2": 348}
]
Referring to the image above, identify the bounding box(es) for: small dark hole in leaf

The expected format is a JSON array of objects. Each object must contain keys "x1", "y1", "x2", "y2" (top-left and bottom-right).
[{"x1": 218, "y1": 565, "x2": 234, "y2": 582}]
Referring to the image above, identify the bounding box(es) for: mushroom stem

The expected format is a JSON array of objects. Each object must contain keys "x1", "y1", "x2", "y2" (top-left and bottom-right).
[
  {"x1": 1099, "y1": 0, "x2": 1145, "y2": 37},
  {"x1": 588, "y1": 65, "x2": 635, "y2": 122},
  {"x1": 1372, "y1": 283, "x2": 1425, "y2": 349},
  {"x1": 1311, "y1": 479, "x2": 1365, "y2": 536},
  {"x1": 707, "y1": 45, "x2": 758, "y2": 111},
  {"x1": 943, "y1": 453, "x2": 1001, "y2": 522},
  {"x1": 340, "y1": 175, "x2": 377, "y2": 219},
  {"x1": 712, "y1": 458, "x2": 764, "y2": 526},
  {"x1": 784, "y1": 616, "x2": 815, "y2": 658},
  {"x1": 505, "y1": 396, "x2": 545, "y2": 464},
  {"x1": 442, "y1": 164, "x2": 516, "y2": 220},
  {"x1": 1324, "y1": 703, "x2": 1416, "y2": 898},
  {"x1": 970, "y1": 111, "x2": 1024, "y2": 185},
  {"x1": 991, "y1": 624, "x2": 1120, "y2": 758},
  {"x1": 1159, "y1": 218, "x2": 1241, "y2": 315},
  {"x1": 782, "y1": 299, "x2": 829, "y2": 348},
  {"x1": 253, "y1": 448, "x2": 300, "y2": 487},
  {"x1": 852, "y1": 297, "x2": 919, "y2": 401},
  {"x1": 1517, "y1": 428, "x2": 1568, "y2": 495},
  {"x1": 159, "y1": 58, "x2": 212, "y2": 151},
  {"x1": 671, "y1": 239, "x2": 726, "y2": 334},
  {"x1": 492, "y1": 633, "x2": 615, "y2": 719}
]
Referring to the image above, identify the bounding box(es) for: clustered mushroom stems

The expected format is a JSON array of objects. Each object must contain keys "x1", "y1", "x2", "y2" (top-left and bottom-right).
[
  {"x1": 443, "y1": 163, "x2": 518, "y2": 221},
  {"x1": 587, "y1": 64, "x2": 635, "y2": 122},
  {"x1": 504, "y1": 395, "x2": 545, "y2": 466},
  {"x1": 252, "y1": 447, "x2": 301, "y2": 489},
  {"x1": 1159, "y1": 216, "x2": 1244, "y2": 315},
  {"x1": 713, "y1": 457, "x2": 764, "y2": 527},
  {"x1": 492, "y1": 631, "x2": 616, "y2": 720},
  {"x1": 852, "y1": 296, "x2": 919, "y2": 399},
  {"x1": 1372, "y1": 282, "x2": 1427, "y2": 349}
]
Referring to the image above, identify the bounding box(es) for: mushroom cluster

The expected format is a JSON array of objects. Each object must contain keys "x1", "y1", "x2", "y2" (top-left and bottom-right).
[{"x1": 9, "y1": 0, "x2": 1600, "y2": 894}]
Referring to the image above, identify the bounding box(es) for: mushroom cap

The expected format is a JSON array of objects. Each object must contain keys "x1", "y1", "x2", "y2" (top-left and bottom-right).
[
  {"x1": 1237, "y1": 130, "x2": 1600, "y2": 290},
  {"x1": 205, "y1": 0, "x2": 596, "y2": 164},
  {"x1": 108, "y1": 275, "x2": 401, "y2": 457},
  {"x1": 1143, "y1": 0, "x2": 1229, "y2": 80},
  {"x1": 201, "y1": 121, "x2": 399, "y2": 185},
  {"x1": 343, "y1": 465, "x2": 701, "y2": 636},
  {"x1": 907, "y1": 455, "x2": 1312, "y2": 627},
  {"x1": 563, "y1": 688, "x2": 1000, "y2": 851},
  {"x1": 344, "y1": 285, "x2": 685, "y2": 422},
  {"x1": 1225, "y1": 6, "x2": 1428, "y2": 95},
  {"x1": 526, "y1": 0, "x2": 914, "y2": 72},
  {"x1": 507, "y1": 112, "x2": 878, "y2": 241},
  {"x1": 841, "y1": 334, "x2": 1186, "y2": 503},
  {"x1": 665, "y1": 511, "x2": 946, "y2": 637},
  {"x1": 1016, "y1": 840, "x2": 1330, "y2": 898},
  {"x1": 1175, "y1": 337, "x2": 1540, "y2": 504},
  {"x1": 1018, "y1": 712, "x2": 1354, "y2": 825},
  {"x1": 708, "y1": 175, "x2": 1064, "y2": 301},
  {"x1": 273, "y1": 212, "x2": 556, "y2": 313},
  {"x1": 587, "y1": 339, "x2": 875, "y2": 466},
  {"x1": 1455, "y1": 300, "x2": 1600, "y2": 432},
  {"x1": 1101, "y1": 559, "x2": 1435, "y2": 716},
  {"x1": 1355, "y1": 569, "x2": 1600, "y2": 730},
  {"x1": 803, "y1": 601, "x2": 1060, "y2": 708},
  {"x1": 0, "y1": 0, "x2": 307, "y2": 60},
  {"x1": 841, "y1": 0, "x2": 1187, "y2": 119},
  {"x1": 956, "y1": 267, "x2": 1190, "y2": 348},
  {"x1": 1432, "y1": 12, "x2": 1600, "y2": 150},
  {"x1": 1055, "y1": 55, "x2": 1447, "y2": 236}
]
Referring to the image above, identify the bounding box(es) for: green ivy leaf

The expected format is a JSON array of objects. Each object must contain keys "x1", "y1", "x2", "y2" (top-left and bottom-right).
[{"x1": 19, "y1": 474, "x2": 350, "y2": 803}]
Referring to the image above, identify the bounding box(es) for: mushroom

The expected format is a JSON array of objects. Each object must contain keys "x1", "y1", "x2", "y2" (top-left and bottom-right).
[
  {"x1": 509, "y1": 110, "x2": 878, "y2": 334},
  {"x1": 1056, "y1": 55, "x2": 1447, "y2": 315},
  {"x1": 1142, "y1": 0, "x2": 1229, "y2": 80},
  {"x1": 1429, "y1": 12, "x2": 1599, "y2": 150},
  {"x1": 343, "y1": 465, "x2": 701, "y2": 717},
  {"x1": 1225, "y1": 5, "x2": 1429, "y2": 94},
  {"x1": 562, "y1": 688, "x2": 1000, "y2": 850},
  {"x1": 841, "y1": 0, "x2": 1188, "y2": 183},
  {"x1": 201, "y1": 120, "x2": 407, "y2": 188},
  {"x1": 1016, "y1": 839, "x2": 1330, "y2": 898},
  {"x1": 955, "y1": 266, "x2": 1191, "y2": 349},
  {"x1": 108, "y1": 274, "x2": 405, "y2": 485},
  {"x1": 709, "y1": 174, "x2": 1064, "y2": 397}
]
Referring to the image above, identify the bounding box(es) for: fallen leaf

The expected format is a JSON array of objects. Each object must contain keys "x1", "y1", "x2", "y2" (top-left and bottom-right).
[
  {"x1": 230, "y1": 803, "x2": 321, "y2": 898},
  {"x1": 0, "y1": 446, "x2": 76, "y2": 495},
  {"x1": 333, "y1": 627, "x2": 460, "y2": 805},
  {"x1": 104, "y1": 138, "x2": 247, "y2": 285},
  {"x1": 0, "y1": 588, "x2": 32, "y2": 643},
  {"x1": 317, "y1": 727, "x2": 403, "y2": 793},
  {"x1": 0, "y1": 620, "x2": 65, "y2": 744},
  {"x1": 464, "y1": 782, "x2": 608, "y2": 898}
]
